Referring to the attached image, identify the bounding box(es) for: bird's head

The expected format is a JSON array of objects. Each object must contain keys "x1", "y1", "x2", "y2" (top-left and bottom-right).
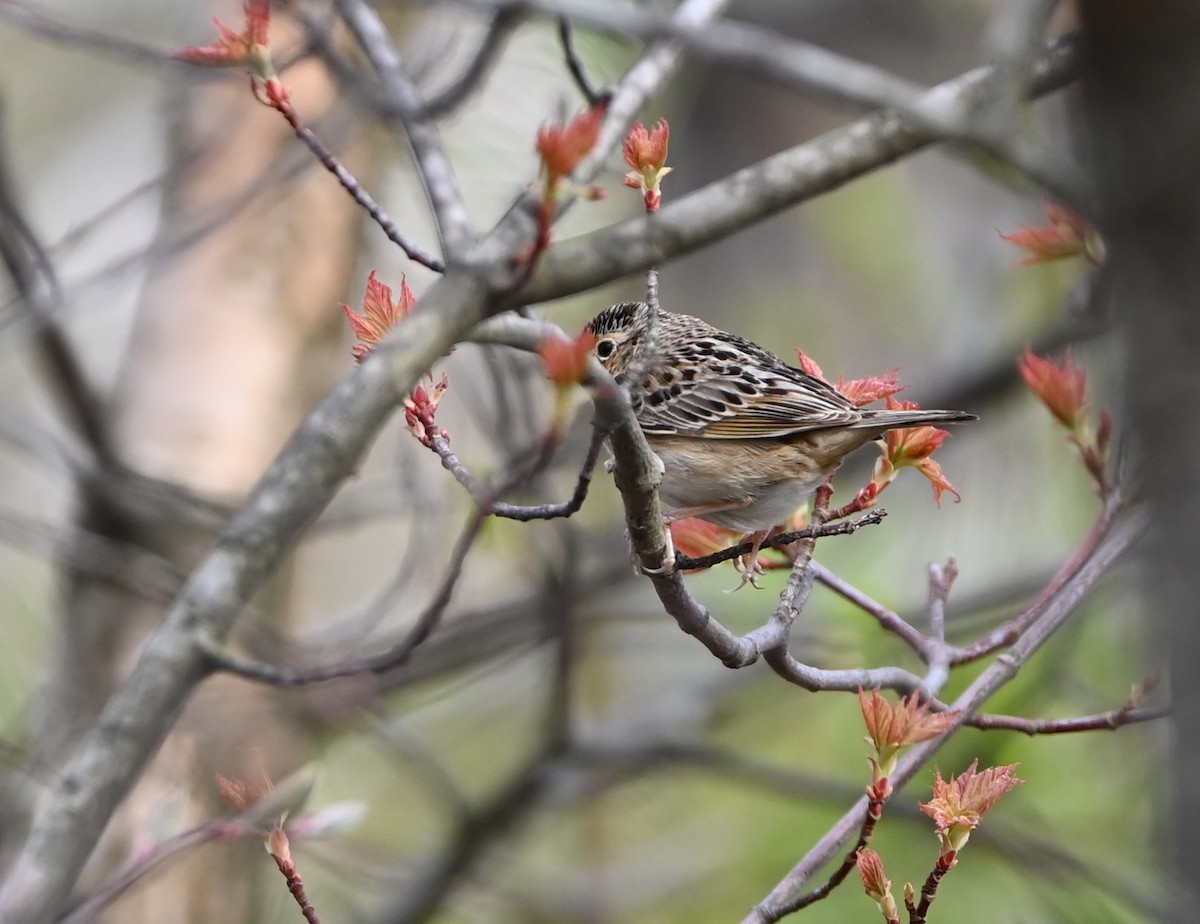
[{"x1": 583, "y1": 301, "x2": 651, "y2": 377}]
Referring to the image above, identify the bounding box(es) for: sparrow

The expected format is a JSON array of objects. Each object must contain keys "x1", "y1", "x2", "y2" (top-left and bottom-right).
[{"x1": 585, "y1": 301, "x2": 974, "y2": 580}]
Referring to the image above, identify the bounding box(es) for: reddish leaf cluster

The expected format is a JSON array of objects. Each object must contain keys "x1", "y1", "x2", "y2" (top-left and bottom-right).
[
  {"x1": 920, "y1": 760, "x2": 1023, "y2": 861},
  {"x1": 343, "y1": 273, "x2": 448, "y2": 360},
  {"x1": 795, "y1": 350, "x2": 905, "y2": 408},
  {"x1": 173, "y1": 0, "x2": 269, "y2": 67},
  {"x1": 874, "y1": 398, "x2": 961, "y2": 506},
  {"x1": 856, "y1": 848, "x2": 900, "y2": 924},
  {"x1": 1019, "y1": 347, "x2": 1113, "y2": 492},
  {"x1": 343, "y1": 272, "x2": 451, "y2": 447},
  {"x1": 537, "y1": 105, "x2": 607, "y2": 187},
  {"x1": 538, "y1": 329, "x2": 596, "y2": 388},
  {"x1": 853, "y1": 703, "x2": 1022, "y2": 922},
  {"x1": 173, "y1": 0, "x2": 288, "y2": 109},
  {"x1": 797, "y1": 349, "x2": 960, "y2": 510},
  {"x1": 404, "y1": 373, "x2": 449, "y2": 447},
  {"x1": 343, "y1": 271, "x2": 416, "y2": 363},
  {"x1": 526, "y1": 105, "x2": 609, "y2": 275},
  {"x1": 1019, "y1": 348, "x2": 1088, "y2": 431},
  {"x1": 623, "y1": 120, "x2": 672, "y2": 212},
  {"x1": 1000, "y1": 199, "x2": 1104, "y2": 265},
  {"x1": 800, "y1": 348, "x2": 961, "y2": 509},
  {"x1": 858, "y1": 689, "x2": 959, "y2": 796}
]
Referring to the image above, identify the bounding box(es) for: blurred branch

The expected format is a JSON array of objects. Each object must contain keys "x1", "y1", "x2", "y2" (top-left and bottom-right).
[
  {"x1": 0, "y1": 110, "x2": 113, "y2": 468},
  {"x1": 367, "y1": 717, "x2": 472, "y2": 822},
  {"x1": 0, "y1": 269, "x2": 484, "y2": 924},
  {"x1": 199, "y1": 428, "x2": 561, "y2": 686},
  {"x1": 425, "y1": 7, "x2": 523, "y2": 116},
  {"x1": 570, "y1": 741, "x2": 856, "y2": 803},
  {"x1": 374, "y1": 749, "x2": 552, "y2": 924},
  {"x1": 978, "y1": 0, "x2": 1062, "y2": 133},
  {"x1": 376, "y1": 535, "x2": 582, "y2": 924},
  {"x1": 0, "y1": 506, "x2": 181, "y2": 602},
  {"x1": 297, "y1": 5, "x2": 518, "y2": 120},
  {"x1": 59, "y1": 821, "x2": 243, "y2": 924},
  {"x1": 446, "y1": 0, "x2": 930, "y2": 112},
  {"x1": 0, "y1": 0, "x2": 171, "y2": 67},
  {"x1": 557, "y1": 16, "x2": 607, "y2": 108},
  {"x1": 372, "y1": 556, "x2": 629, "y2": 693}
]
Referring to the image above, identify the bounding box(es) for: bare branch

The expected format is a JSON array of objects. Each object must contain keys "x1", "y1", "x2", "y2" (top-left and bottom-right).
[
  {"x1": 424, "y1": 423, "x2": 607, "y2": 520},
  {"x1": 271, "y1": 99, "x2": 446, "y2": 272},
  {"x1": 966, "y1": 705, "x2": 1167, "y2": 735},
  {"x1": 950, "y1": 487, "x2": 1124, "y2": 665},
  {"x1": 810, "y1": 561, "x2": 929, "y2": 658},
  {"x1": 672, "y1": 511, "x2": 887, "y2": 572},
  {"x1": 978, "y1": 0, "x2": 1062, "y2": 135},
  {"x1": 557, "y1": 15, "x2": 607, "y2": 108},
  {"x1": 0, "y1": 114, "x2": 113, "y2": 468},
  {"x1": 0, "y1": 0, "x2": 172, "y2": 67},
  {"x1": 448, "y1": 0, "x2": 929, "y2": 112},
  {"x1": 517, "y1": 34, "x2": 1079, "y2": 305}
]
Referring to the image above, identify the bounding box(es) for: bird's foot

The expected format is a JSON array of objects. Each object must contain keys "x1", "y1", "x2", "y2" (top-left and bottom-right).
[
  {"x1": 725, "y1": 529, "x2": 776, "y2": 591},
  {"x1": 725, "y1": 553, "x2": 763, "y2": 591}
]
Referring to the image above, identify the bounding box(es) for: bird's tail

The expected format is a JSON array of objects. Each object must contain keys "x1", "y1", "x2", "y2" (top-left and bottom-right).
[{"x1": 853, "y1": 408, "x2": 977, "y2": 431}]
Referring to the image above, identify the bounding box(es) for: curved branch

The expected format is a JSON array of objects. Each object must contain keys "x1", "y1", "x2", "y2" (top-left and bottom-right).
[{"x1": 424, "y1": 8, "x2": 523, "y2": 117}]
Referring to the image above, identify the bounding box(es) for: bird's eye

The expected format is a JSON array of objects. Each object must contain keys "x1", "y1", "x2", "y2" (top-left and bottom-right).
[{"x1": 596, "y1": 339, "x2": 616, "y2": 360}]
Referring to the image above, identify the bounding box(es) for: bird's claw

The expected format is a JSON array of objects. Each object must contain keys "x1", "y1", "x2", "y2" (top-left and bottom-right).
[
  {"x1": 640, "y1": 543, "x2": 676, "y2": 575},
  {"x1": 725, "y1": 551, "x2": 765, "y2": 591}
]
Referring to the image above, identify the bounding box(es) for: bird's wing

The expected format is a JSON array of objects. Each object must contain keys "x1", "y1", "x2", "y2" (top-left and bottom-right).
[{"x1": 633, "y1": 336, "x2": 861, "y2": 438}]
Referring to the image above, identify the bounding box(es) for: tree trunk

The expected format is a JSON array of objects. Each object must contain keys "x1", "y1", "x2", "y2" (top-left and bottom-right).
[{"x1": 36, "y1": 8, "x2": 376, "y2": 920}]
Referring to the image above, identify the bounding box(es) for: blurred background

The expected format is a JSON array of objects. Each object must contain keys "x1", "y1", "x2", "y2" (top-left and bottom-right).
[{"x1": 0, "y1": 1, "x2": 1161, "y2": 922}]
